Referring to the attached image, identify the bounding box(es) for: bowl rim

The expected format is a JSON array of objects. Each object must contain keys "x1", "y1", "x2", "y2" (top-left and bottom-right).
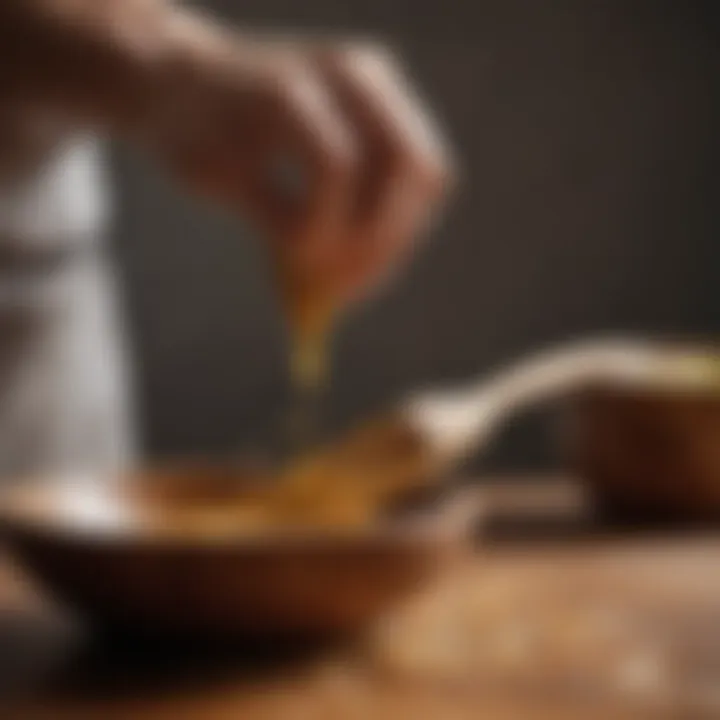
[{"x1": 0, "y1": 470, "x2": 481, "y2": 552}]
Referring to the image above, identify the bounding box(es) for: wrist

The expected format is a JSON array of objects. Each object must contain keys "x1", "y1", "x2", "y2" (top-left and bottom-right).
[
  {"x1": 85, "y1": 2, "x2": 186, "y2": 135},
  {"x1": 0, "y1": 1, "x2": 188, "y2": 135},
  {"x1": 124, "y1": 10, "x2": 242, "y2": 142}
]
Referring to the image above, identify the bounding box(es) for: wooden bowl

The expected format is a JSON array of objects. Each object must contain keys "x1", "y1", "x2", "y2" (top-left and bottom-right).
[
  {"x1": 0, "y1": 465, "x2": 475, "y2": 638},
  {"x1": 564, "y1": 347, "x2": 720, "y2": 522}
]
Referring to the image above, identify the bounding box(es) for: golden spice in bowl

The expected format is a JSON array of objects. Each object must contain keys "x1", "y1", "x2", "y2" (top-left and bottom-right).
[{"x1": 0, "y1": 435, "x2": 468, "y2": 637}]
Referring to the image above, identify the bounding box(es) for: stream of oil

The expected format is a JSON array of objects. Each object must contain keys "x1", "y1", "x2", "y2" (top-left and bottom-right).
[{"x1": 282, "y1": 331, "x2": 328, "y2": 459}]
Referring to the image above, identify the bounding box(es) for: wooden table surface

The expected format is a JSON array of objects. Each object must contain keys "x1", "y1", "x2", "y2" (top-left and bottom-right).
[{"x1": 3, "y1": 477, "x2": 720, "y2": 719}]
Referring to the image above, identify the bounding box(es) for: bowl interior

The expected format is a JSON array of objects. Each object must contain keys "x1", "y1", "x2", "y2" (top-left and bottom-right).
[
  {"x1": 0, "y1": 464, "x2": 473, "y2": 636},
  {"x1": 1, "y1": 463, "x2": 268, "y2": 538},
  {"x1": 0, "y1": 461, "x2": 466, "y2": 545}
]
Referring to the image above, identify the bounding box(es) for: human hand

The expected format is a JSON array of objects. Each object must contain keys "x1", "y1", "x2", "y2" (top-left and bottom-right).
[{"x1": 145, "y1": 15, "x2": 455, "y2": 322}]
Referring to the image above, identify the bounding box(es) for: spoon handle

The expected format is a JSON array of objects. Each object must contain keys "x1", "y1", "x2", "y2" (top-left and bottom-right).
[{"x1": 404, "y1": 339, "x2": 658, "y2": 467}]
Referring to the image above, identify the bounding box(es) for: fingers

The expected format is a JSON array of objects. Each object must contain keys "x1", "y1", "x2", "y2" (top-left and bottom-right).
[
  {"x1": 256, "y1": 53, "x2": 358, "y2": 271},
  {"x1": 316, "y1": 44, "x2": 454, "y2": 296},
  {"x1": 152, "y1": 26, "x2": 454, "y2": 309},
  {"x1": 141, "y1": 16, "x2": 272, "y2": 224},
  {"x1": 244, "y1": 53, "x2": 362, "y2": 331},
  {"x1": 148, "y1": 29, "x2": 359, "y2": 264}
]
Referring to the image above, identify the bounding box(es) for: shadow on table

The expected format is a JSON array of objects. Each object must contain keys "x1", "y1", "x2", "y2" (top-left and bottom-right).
[
  {"x1": 47, "y1": 631, "x2": 342, "y2": 698},
  {"x1": 0, "y1": 610, "x2": 348, "y2": 712}
]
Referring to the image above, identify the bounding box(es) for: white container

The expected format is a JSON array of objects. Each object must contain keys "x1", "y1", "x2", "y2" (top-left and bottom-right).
[{"x1": 0, "y1": 121, "x2": 135, "y2": 480}]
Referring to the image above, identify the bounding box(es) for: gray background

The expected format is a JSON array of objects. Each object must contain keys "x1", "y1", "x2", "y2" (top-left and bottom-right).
[{"x1": 113, "y1": 0, "x2": 719, "y2": 469}]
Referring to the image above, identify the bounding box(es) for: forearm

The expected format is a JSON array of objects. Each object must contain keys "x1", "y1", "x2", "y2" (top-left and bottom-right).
[{"x1": 0, "y1": 0, "x2": 183, "y2": 132}]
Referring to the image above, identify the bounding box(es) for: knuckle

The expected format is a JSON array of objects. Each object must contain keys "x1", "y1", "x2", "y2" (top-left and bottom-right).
[
  {"x1": 264, "y1": 66, "x2": 298, "y2": 107},
  {"x1": 390, "y1": 142, "x2": 454, "y2": 196},
  {"x1": 319, "y1": 134, "x2": 359, "y2": 180},
  {"x1": 265, "y1": 59, "x2": 359, "y2": 181},
  {"x1": 330, "y1": 40, "x2": 402, "y2": 78},
  {"x1": 421, "y1": 150, "x2": 455, "y2": 194},
  {"x1": 321, "y1": 148, "x2": 352, "y2": 183},
  {"x1": 261, "y1": 55, "x2": 308, "y2": 107},
  {"x1": 354, "y1": 41, "x2": 399, "y2": 70}
]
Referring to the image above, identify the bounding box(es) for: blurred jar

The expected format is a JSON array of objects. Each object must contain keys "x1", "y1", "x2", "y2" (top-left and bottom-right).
[
  {"x1": 563, "y1": 346, "x2": 720, "y2": 523},
  {"x1": 0, "y1": 108, "x2": 135, "y2": 480}
]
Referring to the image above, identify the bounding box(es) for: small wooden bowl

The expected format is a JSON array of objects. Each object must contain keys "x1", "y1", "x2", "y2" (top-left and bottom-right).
[
  {"x1": 0, "y1": 464, "x2": 475, "y2": 638},
  {"x1": 565, "y1": 348, "x2": 720, "y2": 522}
]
